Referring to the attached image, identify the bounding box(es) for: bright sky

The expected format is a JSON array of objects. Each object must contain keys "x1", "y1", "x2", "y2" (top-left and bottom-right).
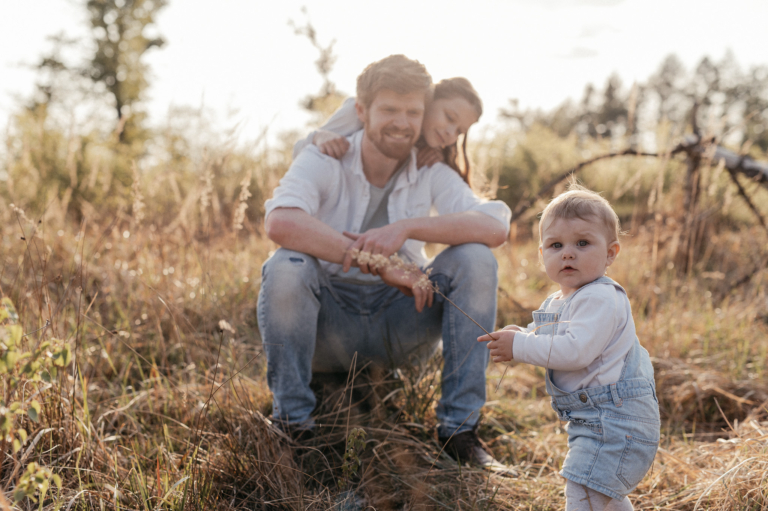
[{"x1": 2, "y1": 0, "x2": 768, "y2": 144}]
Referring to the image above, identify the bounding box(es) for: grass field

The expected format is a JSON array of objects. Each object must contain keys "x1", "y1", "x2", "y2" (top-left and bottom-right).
[{"x1": 2, "y1": 125, "x2": 768, "y2": 509}]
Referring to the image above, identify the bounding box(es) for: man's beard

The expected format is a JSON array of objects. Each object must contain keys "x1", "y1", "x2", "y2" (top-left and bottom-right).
[{"x1": 366, "y1": 126, "x2": 417, "y2": 161}]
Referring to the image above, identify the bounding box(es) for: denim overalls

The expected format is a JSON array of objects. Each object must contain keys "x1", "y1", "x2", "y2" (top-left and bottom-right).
[{"x1": 532, "y1": 276, "x2": 660, "y2": 500}]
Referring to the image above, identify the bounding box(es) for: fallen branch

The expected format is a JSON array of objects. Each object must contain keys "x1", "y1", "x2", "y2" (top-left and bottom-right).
[
  {"x1": 509, "y1": 149, "x2": 667, "y2": 222},
  {"x1": 509, "y1": 136, "x2": 768, "y2": 224}
]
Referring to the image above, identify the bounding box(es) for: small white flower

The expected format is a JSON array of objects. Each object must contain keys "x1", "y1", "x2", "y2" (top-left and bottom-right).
[{"x1": 218, "y1": 320, "x2": 235, "y2": 334}]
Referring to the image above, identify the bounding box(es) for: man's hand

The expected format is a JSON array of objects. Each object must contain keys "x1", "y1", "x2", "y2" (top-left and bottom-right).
[
  {"x1": 342, "y1": 223, "x2": 410, "y2": 274},
  {"x1": 379, "y1": 264, "x2": 434, "y2": 313},
  {"x1": 313, "y1": 130, "x2": 350, "y2": 159},
  {"x1": 477, "y1": 326, "x2": 521, "y2": 363}
]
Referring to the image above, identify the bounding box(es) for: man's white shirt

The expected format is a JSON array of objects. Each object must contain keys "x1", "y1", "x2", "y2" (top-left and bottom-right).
[{"x1": 266, "y1": 130, "x2": 512, "y2": 276}]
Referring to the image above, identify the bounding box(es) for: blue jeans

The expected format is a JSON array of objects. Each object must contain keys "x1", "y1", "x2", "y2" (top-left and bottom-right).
[{"x1": 257, "y1": 243, "x2": 497, "y2": 437}]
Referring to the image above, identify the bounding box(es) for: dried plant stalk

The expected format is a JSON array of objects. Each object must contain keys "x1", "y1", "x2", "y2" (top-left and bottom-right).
[
  {"x1": 233, "y1": 171, "x2": 252, "y2": 231},
  {"x1": 131, "y1": 161, "x2": 145, "y2": 226}
]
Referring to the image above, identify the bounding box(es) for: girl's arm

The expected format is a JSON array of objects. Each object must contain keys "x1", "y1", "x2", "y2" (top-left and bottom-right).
[{"x1": 292, "y1": 97, "x2": 362, "y2": 159}]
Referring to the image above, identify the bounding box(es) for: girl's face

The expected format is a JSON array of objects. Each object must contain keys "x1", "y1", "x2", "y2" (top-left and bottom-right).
[{"x1": 421, "y1": 96, "x2": 479, "y2": 149}]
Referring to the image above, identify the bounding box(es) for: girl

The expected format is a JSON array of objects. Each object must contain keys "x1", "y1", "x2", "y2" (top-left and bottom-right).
[
  {"x1": 478, "y1": 186, "x2": 660, "y2": 510},
  {"x1": 293, "y1": 77, "x2": 483, "y2": 187}
]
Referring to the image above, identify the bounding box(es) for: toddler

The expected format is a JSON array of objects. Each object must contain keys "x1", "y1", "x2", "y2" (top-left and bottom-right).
[{"x1": 478, "y1": 185, "x2": 660, "y2": 510}]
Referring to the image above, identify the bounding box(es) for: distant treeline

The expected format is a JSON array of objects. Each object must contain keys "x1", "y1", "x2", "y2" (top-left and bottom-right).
[{"x1": 500, "y1": 52, "x2": 768, "y2": 151}]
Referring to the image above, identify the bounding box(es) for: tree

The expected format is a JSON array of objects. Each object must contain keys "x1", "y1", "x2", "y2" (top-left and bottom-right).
[
  {"x1": 597, "y1": 73, "x2": 628, "y2": 137},
  {"x1": 648, "y1": 54, "x2": 687, "y2": 123},
  {"x1": 87, "y1": 0, "x2": 167, "y2": 145},
  {"x1": 690, "y1": 56, "x2": 720, "y2": 103},
  {"x1": 741, "y1": 65, "x2": 768, "y2": 151},
  {"x1": 289, "y1": 8, "x2": 345, "y2": 125},
  {"x1": 5, "y1": 0, "x2": 169, "y2": 219}
]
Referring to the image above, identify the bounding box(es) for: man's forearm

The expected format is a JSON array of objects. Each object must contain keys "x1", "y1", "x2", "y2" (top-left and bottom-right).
[
  {"x1": 265, "y1": 208, "x2": 353, "y2": 264},
  {"x1": 400, "y1": 211, "x2": 508, "y2": 248}
]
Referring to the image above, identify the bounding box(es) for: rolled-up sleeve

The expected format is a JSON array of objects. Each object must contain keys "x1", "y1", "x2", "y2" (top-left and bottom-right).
[
  {"x1": 265, "y1": 147, "x2": 335, "y2": 219},
  {"x1": 428, "y1": 165, "x2": 512, "y2": 235},
  {"x1": 292, "y1": 131, "x2": 317, "y2": 161}
]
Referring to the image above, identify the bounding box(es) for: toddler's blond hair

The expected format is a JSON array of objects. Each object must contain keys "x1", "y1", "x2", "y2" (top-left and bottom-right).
[{"x1": 539, "y1": 184, "x2": 621, "y2": 244}]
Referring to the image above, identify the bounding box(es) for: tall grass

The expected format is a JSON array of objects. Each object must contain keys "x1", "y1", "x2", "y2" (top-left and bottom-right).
[{"x1": 1, "y1": 110, "x2": 767, "y2": 509}]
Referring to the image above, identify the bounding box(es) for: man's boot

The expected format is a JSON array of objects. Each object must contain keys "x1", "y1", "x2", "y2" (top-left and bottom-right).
[{"x1": 439, "y1": 424, "x2": 516, "y2": 475}]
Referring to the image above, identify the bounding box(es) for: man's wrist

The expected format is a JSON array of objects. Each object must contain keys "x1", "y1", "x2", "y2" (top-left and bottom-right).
[{"x1": 394, "y1": 218, "x2": 415, "y2": 240}]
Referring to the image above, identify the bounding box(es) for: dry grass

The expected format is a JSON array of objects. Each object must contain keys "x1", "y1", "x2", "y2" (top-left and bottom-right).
[{"x1": 2, "y1": 124, "x2": 768, "y2": 509}]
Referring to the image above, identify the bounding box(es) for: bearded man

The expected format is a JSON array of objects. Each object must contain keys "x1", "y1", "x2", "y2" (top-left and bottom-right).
[{"x1": 259, "y1": 54, "x2": 511, "y2": 469}]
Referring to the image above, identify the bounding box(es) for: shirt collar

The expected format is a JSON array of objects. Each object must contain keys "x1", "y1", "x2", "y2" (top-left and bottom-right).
[{"x1": 350, "y1": 130, "x2": 419, "y2": 187}]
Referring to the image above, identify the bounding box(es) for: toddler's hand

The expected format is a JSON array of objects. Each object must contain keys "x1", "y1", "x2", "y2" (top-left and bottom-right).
[{"x1": 477, "y1": 327, "x2": 519, "y2": 363}]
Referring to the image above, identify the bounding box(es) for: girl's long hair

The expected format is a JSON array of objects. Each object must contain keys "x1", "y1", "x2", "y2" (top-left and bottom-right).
[{"x1": 433, "y1": 78, "x2": 483, "y2": 188}]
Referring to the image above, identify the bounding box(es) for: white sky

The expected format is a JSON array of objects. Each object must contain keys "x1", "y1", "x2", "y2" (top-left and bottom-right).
[{"x1": 2, "y1": 0, "x2": 768, "y2": 144}]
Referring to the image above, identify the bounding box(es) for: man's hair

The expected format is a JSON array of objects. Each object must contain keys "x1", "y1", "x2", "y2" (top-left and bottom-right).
[
  {"x1": 356, "y1": 54, "x2": 432, "y2": 108},
  {"x1": 539, "y1": 184, "x2": 621, "y2": 244}
]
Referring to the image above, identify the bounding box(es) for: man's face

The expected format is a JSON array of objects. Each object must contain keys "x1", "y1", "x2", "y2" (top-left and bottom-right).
[{"x1": 356, "y1": 89, "x2": 425, "y2": 161}]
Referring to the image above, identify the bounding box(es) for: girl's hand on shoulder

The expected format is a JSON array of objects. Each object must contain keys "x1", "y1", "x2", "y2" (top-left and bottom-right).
[
  {"x1": 313, "y1": 130, "x2": 350, "y2": 159},
  {"x1": 416, "y1": 146, "x2": 444, "y2": 168},
  {"x1": 477, "y1": 328, "x2": 518, "y2": 363}
]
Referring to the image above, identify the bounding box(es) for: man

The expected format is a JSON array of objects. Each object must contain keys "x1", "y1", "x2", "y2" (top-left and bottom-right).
[{"x1": 259, "y1": 55, "x2": 511, "y2": 468}]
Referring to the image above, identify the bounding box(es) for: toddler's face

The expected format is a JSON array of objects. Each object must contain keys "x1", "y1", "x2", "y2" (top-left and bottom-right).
[{"x1": 539, "y1": 216, "x2": 620, "y2": 297}]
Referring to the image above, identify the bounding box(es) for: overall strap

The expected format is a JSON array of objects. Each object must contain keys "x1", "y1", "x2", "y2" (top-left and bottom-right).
[
  {"x1": 539, "y1": 294, "x2": 558, "y2": 312},
  {"x1": 617, "y1": 341, "x2": 636, "y2": 381}
]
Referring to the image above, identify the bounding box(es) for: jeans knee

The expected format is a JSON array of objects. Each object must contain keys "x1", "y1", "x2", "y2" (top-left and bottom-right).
[
  {"x1": 461, "y1": 243, "x2": 497, "y2": 270},
  {"x1": 262, "y1": 249, "x2": 322, "y2": 291},
  {"x1": 434, "y1": 243, "x2": 498, "y2": 288},
  {"x1": 259, "y1": 249, "x2": 323, "y2": 329}
]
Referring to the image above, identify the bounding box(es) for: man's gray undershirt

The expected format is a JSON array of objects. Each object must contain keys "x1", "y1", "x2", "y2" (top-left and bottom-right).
[{"x1": 334, "y1": 164, "x2": 407, "y2": 285}]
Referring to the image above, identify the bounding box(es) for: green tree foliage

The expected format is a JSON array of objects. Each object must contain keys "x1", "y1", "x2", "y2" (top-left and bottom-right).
[
  {"x1": 86, "y1": 0, "x2": 168, "y2": 147},
  {"x1": 2, "y1": 0, "x2": 168, "y2": 221}
]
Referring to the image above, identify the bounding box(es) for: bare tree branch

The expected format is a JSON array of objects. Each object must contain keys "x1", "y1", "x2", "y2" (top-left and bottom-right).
[
  {"x1": 509, "y1": 149, "x2": 668, "y2": 222},
  {"x1": 509, "y1": 135, "x2": 768, "y2": 224},
  {"x1": 726, "y1": 169, "x2": 768, "y2": 234}
]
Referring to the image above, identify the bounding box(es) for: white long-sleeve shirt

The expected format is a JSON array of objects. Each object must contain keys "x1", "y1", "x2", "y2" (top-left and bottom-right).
[
  {"x1": 512, "y1": 281, "x2": 636, "y2": 392},
  {"x1": 293, "y1": 97, "x2": 360, "y2": 160},
  {"x1": 267, "y1": 130, "x2": 512, "y2": 276}
]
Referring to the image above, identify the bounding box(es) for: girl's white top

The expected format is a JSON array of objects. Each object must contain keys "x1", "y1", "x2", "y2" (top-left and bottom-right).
[
  {"x1": 512, "y1": 281, "x2": 636, "y2": 392},
  {"x1": 293, "y1": 97, "x2": 360, "y2": 159}
]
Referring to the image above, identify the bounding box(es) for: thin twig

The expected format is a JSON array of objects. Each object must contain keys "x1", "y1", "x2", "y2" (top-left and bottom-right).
[{"x1": 433, "y1": 288, "x2": 493, "y2": 338}]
